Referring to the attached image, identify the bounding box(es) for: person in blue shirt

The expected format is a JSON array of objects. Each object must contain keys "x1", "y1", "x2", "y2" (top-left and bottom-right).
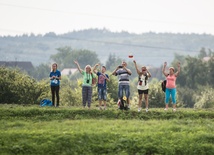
[
  {"x1": 93, "y1": 63, "x2": 110, "y2": 110},
  {"x1": 49, "y1": 63, "x2": 61, "y2": 107}
]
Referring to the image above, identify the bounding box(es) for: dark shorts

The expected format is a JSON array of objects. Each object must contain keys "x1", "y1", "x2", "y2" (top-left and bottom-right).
[{"x1": 138, "y1": 89, "x2": 149, "y2": 95}]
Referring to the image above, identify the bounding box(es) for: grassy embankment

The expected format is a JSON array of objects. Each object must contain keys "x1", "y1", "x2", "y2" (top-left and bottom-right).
[{"x1": 0, "y1": 105, "x2": 213, "y2": 155}]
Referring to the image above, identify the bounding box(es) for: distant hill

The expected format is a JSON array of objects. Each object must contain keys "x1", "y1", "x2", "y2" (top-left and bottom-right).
[{"x1": 1, "y1": 28, "x2": 214, "y2": 67}]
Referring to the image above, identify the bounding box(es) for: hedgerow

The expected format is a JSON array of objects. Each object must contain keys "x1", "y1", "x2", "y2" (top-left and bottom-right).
[
  {"x1": 0, "y1": 105, "x2": 213, "y2": 120},
  {"x1": 0, "y1": 67, "x2": 49, "y2": 104}
]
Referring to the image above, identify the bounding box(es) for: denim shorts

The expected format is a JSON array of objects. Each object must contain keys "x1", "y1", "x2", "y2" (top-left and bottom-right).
[
  {"x1": 118, "y1": 84, "x2": 130, "y2": 98},
  {"x1": 98, "y1": 88, "x2": 107, "y2": 101}
]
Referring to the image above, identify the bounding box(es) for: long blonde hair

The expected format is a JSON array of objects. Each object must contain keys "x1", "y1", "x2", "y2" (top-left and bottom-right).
[
  {"x1": 85, "y1": 65, "x2": 92, "y2": 73},
  {"x1": 51, "y1": 63, "x2": 58, "y2": 72}
]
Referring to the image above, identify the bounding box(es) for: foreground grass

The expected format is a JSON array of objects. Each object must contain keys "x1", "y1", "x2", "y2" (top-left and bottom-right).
[{"x1": 0, "y1": 105, "x2": 214, "y2": 155}]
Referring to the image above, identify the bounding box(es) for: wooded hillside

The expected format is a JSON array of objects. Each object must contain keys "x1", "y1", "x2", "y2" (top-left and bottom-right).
[{"x1": 1, "y1": 28, "x2": 214, "y2": 67}]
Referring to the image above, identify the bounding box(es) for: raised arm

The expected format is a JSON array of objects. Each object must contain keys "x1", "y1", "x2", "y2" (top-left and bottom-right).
[
  {"x1": 146, "y1": 68, "x2": 152, "y2": 78},
  {"x1": 74, "y1": 60, "x2": 83, "y2": 74},
  {"x1": 175, "y1": 62, "x2": 181, "y2": 77},
  {"x1": 162, "y1": 62, "x2": 168, "y2": 77},
  {"x1": 93, "y1": 63, "x2": 99, "y2": 74},
  {"x1": 133, "y1": 60, "x2": 141, "y2": 75}
]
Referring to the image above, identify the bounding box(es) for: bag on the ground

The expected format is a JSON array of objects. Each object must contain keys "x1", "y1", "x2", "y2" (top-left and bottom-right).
[
  {"x1": 161, "y1": 80, "x2": 167, "y2": 92},
  {"x1": 118, "y1": 96, "x2": 129, "y2": 110},
  {"x1": 40, "y1": 99, "x2": 53, "y2": 107}
]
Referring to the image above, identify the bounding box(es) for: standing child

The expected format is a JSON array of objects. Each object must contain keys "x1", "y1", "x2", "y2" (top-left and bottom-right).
[
  {"x1": 93, "y1": 64, "x2": 110, "y2": 110},
  {"x1": 49, "y1": 63, "x2": 61, "y2": 107}
]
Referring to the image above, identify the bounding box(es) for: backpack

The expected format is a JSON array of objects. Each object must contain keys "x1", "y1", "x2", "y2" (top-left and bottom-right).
[
  {"x1": 118, "y1": 96, "x2": 129, "y2": 110},
  {"x1": 40, "y1": 99, "x2": 53, "y2": 107},
  {"x1": 161, "y1": 80, "x2": 167, "y2": 92},
  {"x1": 91, "y1": 73, "x2": 97, "y2": 86}
]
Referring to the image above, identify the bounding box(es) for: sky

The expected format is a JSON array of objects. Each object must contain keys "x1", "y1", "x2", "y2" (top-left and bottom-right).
[{"x1": 0, "y1": 0, "x2": 214, "y2": 36}]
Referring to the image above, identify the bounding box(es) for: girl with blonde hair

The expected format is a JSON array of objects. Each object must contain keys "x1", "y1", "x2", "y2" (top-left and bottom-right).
[{"x1": 49, "y1": 63, "x2": 61, "y2": 107}]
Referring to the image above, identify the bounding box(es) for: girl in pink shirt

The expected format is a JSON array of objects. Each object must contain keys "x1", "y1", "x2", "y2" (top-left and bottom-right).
[{"x1": 162, "y1": 62, "x2": 181, "y2": 111}]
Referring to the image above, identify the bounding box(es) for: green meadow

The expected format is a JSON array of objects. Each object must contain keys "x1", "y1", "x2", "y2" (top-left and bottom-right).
[{"x1": 0, "y1": 105, "x2": 213, "y2": 155}]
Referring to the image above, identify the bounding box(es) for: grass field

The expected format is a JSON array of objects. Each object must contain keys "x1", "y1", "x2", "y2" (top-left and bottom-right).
[{"x1": 0, "y1": 105, "x2": 214, "y2": 155}]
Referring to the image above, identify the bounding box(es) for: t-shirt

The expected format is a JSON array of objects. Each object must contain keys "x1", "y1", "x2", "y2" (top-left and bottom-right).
[
  {"x1": 97, "y1": 72, "x2": 109, "y2": 89},
  {"x1": 115, "y1": 68, "x2": 131, "y2": 85},
  {"x1": 166, "y1": 74, "x2": 176, "y2": 89},
  {"x1": 82, "y1": 71, "x2": 95, "y2": 87},
  {"x1": 137, "y1": 73, "x2": 149, "y2": 90},
  {"x1": 49, "y1": 70, "x2": 61, "y2": 86}
]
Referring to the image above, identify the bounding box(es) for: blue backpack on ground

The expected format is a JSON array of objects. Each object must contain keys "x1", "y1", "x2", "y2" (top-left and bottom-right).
[{"x1": 40, "y1": 99, "x2": 53, "y2": 107}]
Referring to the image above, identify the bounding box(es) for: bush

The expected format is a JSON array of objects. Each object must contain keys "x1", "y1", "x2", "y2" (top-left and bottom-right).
[
  {"x1": 149, "y1": 81, "x2": 166, "y2": 108},
  {"x1": 177, "y1": 87, "x2": 196, "y2": 108},
  {"x1": 0, "y1": 67, "x2": 48, "y2": 104},
  {"x1": 60, "y1": 78, "x2": 82, "y2": 106},
  {"x1": 194, "y1": 86, "x2": 214, "y2": 108}
]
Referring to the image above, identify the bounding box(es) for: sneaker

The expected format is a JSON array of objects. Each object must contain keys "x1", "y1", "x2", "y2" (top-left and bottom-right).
[
  {"x1": 138, "y1": 108, "x2": 142, "y2": 112},
  {"x1": 103, "y1": 106, "x2": 107, "y2": 110},
  {"x1": 99, "y1": 106, "x2": 102, "y2": 110},
  {"x1": 146, "y1": 108, "x2": 149, "y2": 112},
  {"x1": 164, "y1": 108, "x2": 168, "y2": 111},
  {"x1": 173, "y1": 108, "x2": 176, "y2": 112}
]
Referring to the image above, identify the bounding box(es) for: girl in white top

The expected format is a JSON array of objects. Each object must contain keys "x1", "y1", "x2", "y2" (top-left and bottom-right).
[{"x1": 133, "y1": 60, "x2": 152, "y2": 112}]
